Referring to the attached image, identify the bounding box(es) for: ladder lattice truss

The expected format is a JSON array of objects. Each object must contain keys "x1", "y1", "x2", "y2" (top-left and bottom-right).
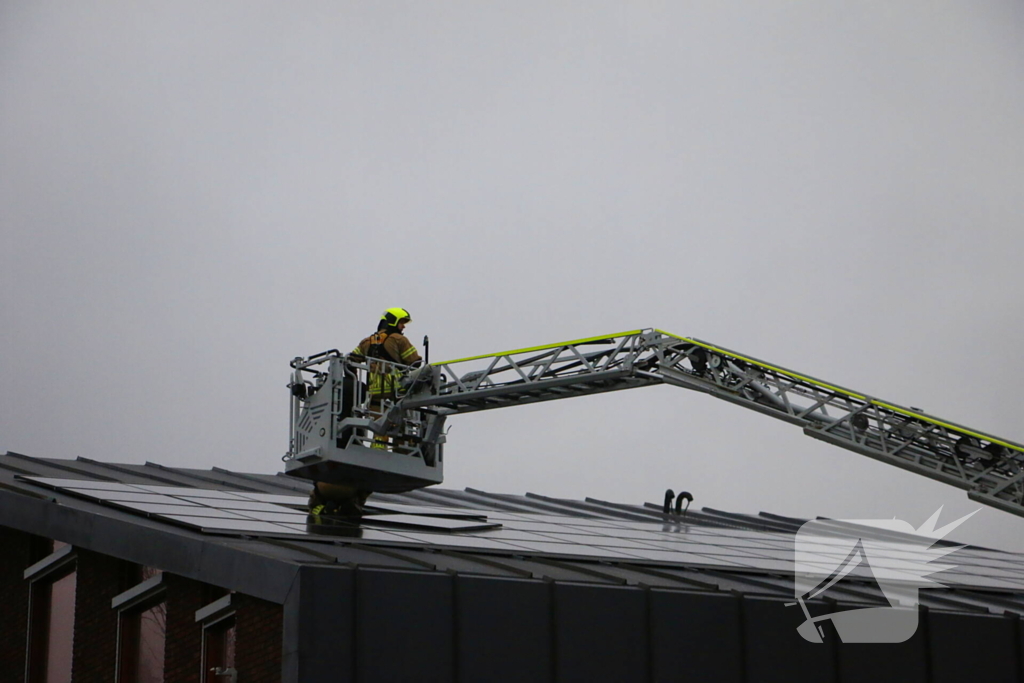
[{"x1": 400, "y1": 329, "x2": 1024, "y2": 518}]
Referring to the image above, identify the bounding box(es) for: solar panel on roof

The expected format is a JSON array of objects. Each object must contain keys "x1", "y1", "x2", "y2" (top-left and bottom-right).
[
  {"x1": 106, "y1": 502, "x2": 211, "y2": 517},
  {"x1": 231, "y1": 492, "x2": 308, "y2": 505},
  {"x1": 80, "y1": 491, "x2": 193, "y2": 504},
  {"x1": 363, "y1": 514, "x2": 500, "y2": 532},
  {"x1": 162, "y1": 515, "x2": 299, "y2": 534},
  {"x1": 27, "y1": 478, "x2": 512, "y2": 540},
  {"x1": 364, "y1": 502, "x2": 487, "y2": 519},
  {"x1": 496, "y1": 540, "x2": 645, "y2": 560},
  {"x1": 173, "y1": 497, "x2": 293, "y2": 512},
  {"x1": 381, "y1": 532, "x2": 531, "y2": 552},
  {"x1": 25, "y1": 476, "x2": 1024, "y2": 597},
  {"x1": 274, "y1": 523, "x2": 432, "y2": 543},
  {"x1": 619, "y1": 547, "x2": 749, "y2": 567},
  {"x1": 468, "y1": 528, "x2": 570, "y2": 543},
  {"x1": 938, "y1": 569, "x2": 1024, "y2": 589},
  {"x1": 536, "y1": 532, "x2": 664, "y2": 551},
  {"x1": 131, "y1": 485, "x2": 251, "y2": 499},
  {"x1": 20, "y1": 477, "x2": 140, "y2": 491},
  {"x1": 231, "y1": 510, "x2": 309, "y2": 524}
]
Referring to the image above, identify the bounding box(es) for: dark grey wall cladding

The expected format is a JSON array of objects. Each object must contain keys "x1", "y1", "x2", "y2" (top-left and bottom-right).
[
  {"x1": 649, "y1": 589, "x2": 743, "y2": 683},
  {"x1": 283, "y1": 565, "x2": 356, "y2": 683},
  {"x1": 928, "y1": 610, "x2": 1020, "y2": 683},
  {"x1": 835, "y1": 608, "x2": 928, "y2": 683},
  {"x1": 456, "y1": 576, "x2": 551, "y2": 683},
  {"x1": 284, "y1": 569, "x2": 1024, "y2": 683},
  {"x1": 742, "y1": 596, "x2": 837, "y2": 683},
  {"x1": 355, "y1": 568, "x2": 455, "y2": 683},
  {"x1": 553, "y1": 582, "x2": 649, "y2": 683}
]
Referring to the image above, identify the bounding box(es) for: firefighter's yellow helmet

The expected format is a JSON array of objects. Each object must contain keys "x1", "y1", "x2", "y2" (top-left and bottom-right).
[{"x1": 382, "y1": 307, "x2": 412, "y2": 326}]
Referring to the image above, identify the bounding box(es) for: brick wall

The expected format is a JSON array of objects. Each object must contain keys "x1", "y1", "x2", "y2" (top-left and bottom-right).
[
  {"x1": 0, "y1": 533, "x2": 284, "y2": 683},
  {"x1": 235, "y1": 593, "x2": 283, "y2": 683},
  {"x1": 0, "y1": 528, "x2": 33, "y2": 683},
  {"x1": 71, "y1": 550, "x2": 124, "y2": 682}
]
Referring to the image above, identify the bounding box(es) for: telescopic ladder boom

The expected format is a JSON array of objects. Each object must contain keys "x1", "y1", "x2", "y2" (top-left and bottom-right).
[
  {"x1": 284, "y1": 329, "x2": 1024, "y2": 519},
  {"x1": 404, "y1": 329, "x2": 1024, "y2": 518}
]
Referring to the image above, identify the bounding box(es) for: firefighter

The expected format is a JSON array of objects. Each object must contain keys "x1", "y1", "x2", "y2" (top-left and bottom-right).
[
  {"x1": 352, "y1": 307, "x2": 423, "y2": 393},
  {"x1": 352, "y1": 307, "x2": 422, "y2": 448},
  {"x1": 307, "y1": 308, "x2": 422, "y2": 520}
]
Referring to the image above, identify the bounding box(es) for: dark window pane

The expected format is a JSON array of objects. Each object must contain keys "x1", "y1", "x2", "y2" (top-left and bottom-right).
[
  {"x1": 135, "y1": 602, "x2": 166, "y2": 683},
  {"x1": 45, "y1": 570, "x2": 76, "y2": 683},
  {"x1": 119, "y1": 611, "x2": 141, "y2": 682},
  {"x1": 119, "y1": 600, "x2": 166, "y2": 683}
]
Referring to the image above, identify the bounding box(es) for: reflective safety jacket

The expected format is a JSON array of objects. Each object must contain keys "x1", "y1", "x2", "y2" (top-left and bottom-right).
[{"x1": 352, "y1": 331, "x2": 422, "y2": 396}]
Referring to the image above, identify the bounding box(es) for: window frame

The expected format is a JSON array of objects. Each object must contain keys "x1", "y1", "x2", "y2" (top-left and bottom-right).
[
  {"x1": 24, "y1": 544, "x2": 78, "y2": 683},
  {"x1": 112, "y1": 573, "x2": 168, "y2": 683},
  {"x1": 196, "y1": 594, "x2": 237, "y2": 683}
]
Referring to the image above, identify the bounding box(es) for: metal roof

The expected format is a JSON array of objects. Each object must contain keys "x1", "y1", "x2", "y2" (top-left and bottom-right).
[{"x1": 2, "y1": 450, "x2": 1023, "y2": 617}]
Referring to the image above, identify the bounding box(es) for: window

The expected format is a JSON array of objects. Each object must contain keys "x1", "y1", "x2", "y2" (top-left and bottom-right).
[
  {"x1": 24, "y1": 545, "x2": 77, "y2": 683},
  {"x1": 113, "y1": 569, "x2": 167, "y2": 683},
  {"x1": 203, "y1": 616, "x2": 236, "y2": 683},
  {"x1": 118, "y1": 600, "x2": 166, "y2": 683},
  {"x1": 196, "y1": 594, "x2": 236, "y2": 683}
]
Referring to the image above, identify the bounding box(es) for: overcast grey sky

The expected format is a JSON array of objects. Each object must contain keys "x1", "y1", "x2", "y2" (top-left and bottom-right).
[{"x1": 3, "y1": 2, "x2": 1023, "y2": 550}]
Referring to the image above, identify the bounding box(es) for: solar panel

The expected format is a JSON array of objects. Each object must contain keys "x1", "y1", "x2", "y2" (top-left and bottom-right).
[
  {"x1": 364, "y1": 502, "x2": 488, "y2": 519},
  {"x1": 617, "y1": 547, "x2": 750, "y2": 567},
  {"x1": 80, "y1": 491, "x2": 195, "y2": 504},
  {"x1": 106, "y1": 502, "x2": 213, "y2": 517},
  {"x1": 231, "y1": 492, "x2": 309, "y2": 505},
  {"x1": 163, "y1": 515, "x2": 299, "y2": 534},
  {"x1": 131, "y1": 485, "x2": 251, "y2": 499},
  {"x1": 173, "y1": 497, "x2": 295, "y2": 512},
  {"x1": 273, "y1": 523, "x2": 441, "y2": 544},
  {"x1": 379, "y1": 532, "x2": 534, "y2": 552},
  {"x1": 470, "y1": 528, "x2": 574, "y2": 543},
  {"x1": 232, "y1": 510, "x2": 309, "y2": 524},
  {"x1": 362, "y1": 514, "x2": 500, "y2": 533},
  {"x1": 21, "y1": 477, "x2": 141, "y2": 492},
  {"x1": 492, "y1": 540, "x2": 646, "y2": 560}
]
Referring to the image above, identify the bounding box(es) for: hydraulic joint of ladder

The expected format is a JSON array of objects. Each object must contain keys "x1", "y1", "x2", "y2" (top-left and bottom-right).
[{"x1": 651, "y1": 341, "x2": 837, "y2": 431}]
